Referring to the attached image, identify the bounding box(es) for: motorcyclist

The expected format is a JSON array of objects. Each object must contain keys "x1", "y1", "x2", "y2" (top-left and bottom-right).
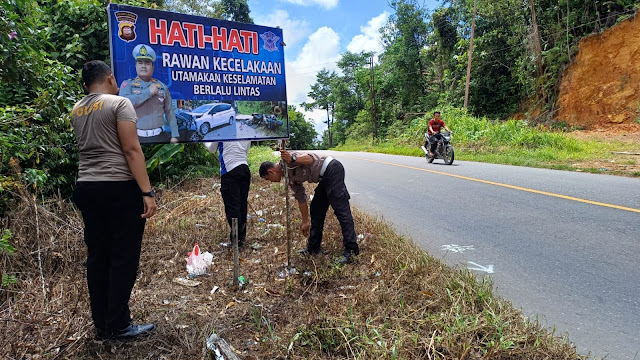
[{"x1": 426, "y1": 111, "x2": 451, "y2": 156}]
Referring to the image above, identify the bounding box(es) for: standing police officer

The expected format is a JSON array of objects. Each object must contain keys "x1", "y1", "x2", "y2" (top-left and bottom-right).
[{"x1": 119, "y1": 44, "x2": 179, "y2": 144}]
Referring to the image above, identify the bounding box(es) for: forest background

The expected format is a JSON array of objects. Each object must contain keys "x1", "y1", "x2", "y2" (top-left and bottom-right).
[{"x1": 2, "y1": 0, "x2": 640, "y2": 212}]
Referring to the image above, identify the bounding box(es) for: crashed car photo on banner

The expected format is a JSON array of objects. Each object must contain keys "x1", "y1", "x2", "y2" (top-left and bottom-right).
[{"x1": 107, "y1": 4, "x2": 289, "y2": 144}]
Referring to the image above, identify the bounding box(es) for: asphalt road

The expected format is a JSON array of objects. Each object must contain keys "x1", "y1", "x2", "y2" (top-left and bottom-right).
[{"x1": 322, "y1": 150, "x2": 640, "y2": 360}]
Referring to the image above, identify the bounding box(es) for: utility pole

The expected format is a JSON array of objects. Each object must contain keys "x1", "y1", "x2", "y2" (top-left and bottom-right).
[
  {"x1": 326, "y1": 104, "x2": 332, "y2": 148},
  {"x1": 464, "y1": 0, "x2": 477, "y2": 109},
  {"x1": 369, "y1": 55, "x2": 376, "y2": 140}
]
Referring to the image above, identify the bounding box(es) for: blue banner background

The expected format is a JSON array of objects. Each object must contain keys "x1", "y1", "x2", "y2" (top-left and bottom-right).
[{"x1": 107, "y1": 4, "x2": 287, "y2": 102}]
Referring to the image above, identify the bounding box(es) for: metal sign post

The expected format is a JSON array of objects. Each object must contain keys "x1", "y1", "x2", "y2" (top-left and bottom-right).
[{"x1": 232, "y1": 217, "x2": 239, "y2": 287}]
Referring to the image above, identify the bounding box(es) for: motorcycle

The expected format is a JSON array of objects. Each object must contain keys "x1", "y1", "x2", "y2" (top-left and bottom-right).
[{"x1": 421, "y1": 131, "x2": 454, "y2": 165}]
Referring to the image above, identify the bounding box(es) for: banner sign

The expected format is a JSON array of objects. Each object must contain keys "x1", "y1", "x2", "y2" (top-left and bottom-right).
[{"x1": 107, "y1": 4, "x2": 289, "y2": 144}]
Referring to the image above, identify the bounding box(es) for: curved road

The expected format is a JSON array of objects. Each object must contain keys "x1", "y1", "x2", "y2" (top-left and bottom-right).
[{"x1": 323, "y1": 151, "x2": 640, "y2": 360}]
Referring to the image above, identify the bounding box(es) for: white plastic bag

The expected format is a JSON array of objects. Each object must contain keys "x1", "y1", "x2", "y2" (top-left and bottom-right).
[{"x1": 186, "y1": 243, "x2": 213, "y2": 276}]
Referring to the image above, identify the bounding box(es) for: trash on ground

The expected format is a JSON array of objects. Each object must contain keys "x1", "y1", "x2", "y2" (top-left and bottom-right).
[
  {"x1": 264, "y1": 288, "x2": 283, "y2": 297},
  {"x1": 193, "y1": 194, "x2": 207, "y2": 199},
  {"x1": 210, "y1": 286, "x2": 220, "y2": 295},
  {"x1": 279, "y1": 266, "x2": 297, "y2": 278},
  {"x1": 173, "y1": 277, "x2": 201, "y2": 287},
  {"x1": 186, "y1": 243, "x2": 213, "y2": 276},
  {"x1": 251, "y1": 242, "x2": 262, "y2": 250},
  {"x1": 266, "y1": 223, "x2": 284, "y2": 229},
  {"x1": 219, "y1": 242, "x2": 231, "y2": 247}
]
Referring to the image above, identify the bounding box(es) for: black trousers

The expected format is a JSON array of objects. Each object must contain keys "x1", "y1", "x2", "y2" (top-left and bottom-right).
[
  {"x1": 73, "y1": 180, "x2": 146, "y2": 335},
  {"x1": 429, "y1": 133, "x2": 443, "y2": 153},
  {"x1": 308, "y1": 160, "x2": 359, "y2": 254},
  {"x1": 220, "y1": 164, "x2": 251, "y2": 244}
]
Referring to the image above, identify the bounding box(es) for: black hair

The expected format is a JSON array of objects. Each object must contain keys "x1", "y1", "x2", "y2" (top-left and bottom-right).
[
  {"x1": 82, "y1": 60, "x2": 112, "y2": 88},
  {"x1": 434, "y1": 111, "x2": 441, "y2": 115},
  {"x1": 259, "y1": 161, "x2": 276, "y2": 177}
]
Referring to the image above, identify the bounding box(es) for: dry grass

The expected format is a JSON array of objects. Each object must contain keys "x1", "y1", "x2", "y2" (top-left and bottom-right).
[{"x1": 0, "y1": 177, "x2": 588, "y2": 359}]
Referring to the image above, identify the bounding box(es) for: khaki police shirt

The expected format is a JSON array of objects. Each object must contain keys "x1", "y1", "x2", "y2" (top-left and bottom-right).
[
  {"x1": 71, "y1": 93, "x2": 137, "y2": 182},
  {"x1": 119, "y1": 77, "x2": 179, "y2": 137},
  {"x1": 287, "y1": 152, "x2": 327, "y2": 203}
]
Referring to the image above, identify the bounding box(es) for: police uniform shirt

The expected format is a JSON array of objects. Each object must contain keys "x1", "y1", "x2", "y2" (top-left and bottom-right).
[
  {"x1": 118, "y1": 77, "x2": 179, "y2": 137},
  {"x1": 285, "y1": 152, "x2": 327, "y2": 204},
  {"x1": 71, "y1": 93, "x2": 137, "y2": 182}
]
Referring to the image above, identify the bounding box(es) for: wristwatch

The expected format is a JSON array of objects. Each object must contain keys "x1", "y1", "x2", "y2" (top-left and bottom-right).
[
  {"x1": 291, "y1": 153, "x2": 297, "y2": 163},
  {"x1": 142, "y1": 189, "x2": 155, "y2": 197}
]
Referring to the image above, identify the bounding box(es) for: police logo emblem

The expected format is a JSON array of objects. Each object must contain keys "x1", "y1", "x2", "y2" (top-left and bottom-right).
[
  {"x1": 260, "y1": 31, "x2": 280, "y2": 52},
  {"x1": 115, "y1": 11, "x2": 138, "y2": 42}
]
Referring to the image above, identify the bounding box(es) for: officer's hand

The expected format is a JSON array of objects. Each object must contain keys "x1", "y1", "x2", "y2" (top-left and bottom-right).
[
  {"x1": 149, "y1": 85, "x2": 159, "y2": 96},
  {"x1": 170, "y1": 137, "x2": 179, "y2": 144},
  {"x1": 280, "y1": 150, "x2": 292, "y2": 163},
  {"x1": 301, "y1": 221, "x2": 310, "y2": 237},
  {"x1": 142, "y1": 196, "x2": 157, "y2": 218}
]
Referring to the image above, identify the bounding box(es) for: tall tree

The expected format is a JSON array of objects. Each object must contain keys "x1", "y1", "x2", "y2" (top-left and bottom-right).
[
  {"x1": 164, "y1": 0, "x2": 253, "y2": 23},
  {"x1": 286, "y1": 106, "x2": 316, "y2": 150},
  {"x1": 380, "y1": 0, "x2": 429, "y2": 112},
  {"x1": 303, "y1": 69, "x2": 337, "y2": 147}
]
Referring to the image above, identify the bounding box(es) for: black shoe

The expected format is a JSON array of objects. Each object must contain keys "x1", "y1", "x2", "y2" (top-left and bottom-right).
[
  {"x1": 298, "y1": 247, "x2": 320, "y2": 255},
  {"x1": 115, "y1": 323, "x2": 156, "y2": 340},
  {"x1": 337, "y1": 249, "x2": 359, "y2": 265}
]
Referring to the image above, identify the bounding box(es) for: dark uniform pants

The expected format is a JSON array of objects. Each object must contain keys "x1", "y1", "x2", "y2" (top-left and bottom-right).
[
  {"x1": 220, "y1": 164, "x2": 251, "y2": 245},
  {"x1": 308, "y1": 160, "x2": 359, "y2": 254},
  {"x1": 73, "y1": 180, "x2": 145, "y2": 335}
]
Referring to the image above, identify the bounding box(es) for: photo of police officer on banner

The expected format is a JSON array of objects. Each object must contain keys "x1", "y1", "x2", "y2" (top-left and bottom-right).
[{"x1": 119, "y1": 44, "x2": 180, "y2": 144}]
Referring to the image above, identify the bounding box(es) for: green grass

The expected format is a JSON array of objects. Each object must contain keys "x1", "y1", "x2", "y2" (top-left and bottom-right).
[
  {"x1": 248, "y1": 145, "x2": 279, "y2": 174},
  {"x1": 334, "y1": 107, "x2": 639, "y2": 176}
]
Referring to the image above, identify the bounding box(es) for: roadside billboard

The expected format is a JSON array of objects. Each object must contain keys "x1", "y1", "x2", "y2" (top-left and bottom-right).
[{"x1": 107, "y1": 4, "x2": 289, "y2": 144}]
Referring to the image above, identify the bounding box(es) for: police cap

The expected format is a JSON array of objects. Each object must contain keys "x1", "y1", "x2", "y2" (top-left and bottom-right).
[{"x1": 132, "y1": 44, "x2": 156, "y2": 62}]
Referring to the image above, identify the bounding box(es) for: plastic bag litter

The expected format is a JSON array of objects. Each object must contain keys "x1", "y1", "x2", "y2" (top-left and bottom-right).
[{"x1": 186, "y1": 243, "x2": 213, "y2": 276}]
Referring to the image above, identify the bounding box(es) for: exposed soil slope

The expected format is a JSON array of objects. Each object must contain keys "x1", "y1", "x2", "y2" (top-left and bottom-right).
[{"x1": 557, "y1": 11, "x2": 640, "y2": 128}]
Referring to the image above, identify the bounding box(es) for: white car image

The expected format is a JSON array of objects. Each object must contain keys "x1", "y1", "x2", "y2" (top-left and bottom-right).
[{"x1": 186, "y1": 103, "x2": 236, "y2": 134}]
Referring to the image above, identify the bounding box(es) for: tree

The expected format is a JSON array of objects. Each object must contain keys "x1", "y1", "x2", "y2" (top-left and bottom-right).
[
  {"x1": 215, "y1": 0, "x2": 253, "y2": 23},
  {"x1": 303, "y1": 69, "x2": 337, "y2": 147},
  {"x1": 287, "y1": 106, "x2": 316, "y2": 150},
  {"x1": 164, "y1": 0, "x2": 253, "y2": 23},
  {"x1": 380, "y1": 0, "x2": 429, "y2": 111},
  {"x1": 330, "y1": 51, "x2": 372, "y2": 144}
]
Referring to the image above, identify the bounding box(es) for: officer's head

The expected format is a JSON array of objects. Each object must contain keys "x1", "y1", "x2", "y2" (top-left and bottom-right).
[
  {"x1": 82, "y1": 60, "x2": 118, "y2": 95},
  {"x1": 259, "y1": 161, "x2": 283, "y2": 182},
  {"x1": 132, "y1": 44, "x2": 156, "y2": 81}
]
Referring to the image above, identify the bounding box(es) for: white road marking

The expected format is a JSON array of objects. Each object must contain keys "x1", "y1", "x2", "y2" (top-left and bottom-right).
[
  {"x1": 467, "y1": 262, "x2": 494, "y2": 274},
  {"x1": 441, "y1": 244, "x2": 475, "y2": 253}
]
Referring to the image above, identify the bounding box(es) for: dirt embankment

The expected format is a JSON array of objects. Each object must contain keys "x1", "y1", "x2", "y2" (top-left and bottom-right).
[{"x1": 556, "y1": 11, "x2": 640, "y2": 128}]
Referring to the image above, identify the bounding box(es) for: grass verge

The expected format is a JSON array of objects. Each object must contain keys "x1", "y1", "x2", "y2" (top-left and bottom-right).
[
  {"x1": 0, "y1": 158, "x2": 588, "y2": 359},
  {"x1": 336, "y1": 108, "x2": 640, "y2": 177}
]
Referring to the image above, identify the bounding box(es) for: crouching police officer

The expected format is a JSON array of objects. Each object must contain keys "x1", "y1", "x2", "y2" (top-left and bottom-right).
[{"x1": 119, "y1": 44, "x2": 179, "y2": 144}]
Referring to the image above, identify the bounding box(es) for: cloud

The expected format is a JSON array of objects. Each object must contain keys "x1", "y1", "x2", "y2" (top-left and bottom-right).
[
  {"x1": 285, "y1": 26, "x2": 341, "y2": 136},
  {"x1": 347, "y1": 11, "x2": 389, "y2": 59},
  {"x1": 253, "y1": 9, "x2": 310, "y2": 49},
  {"x1": 280, "y1": 0, "x2": 338, "y2": 10}
]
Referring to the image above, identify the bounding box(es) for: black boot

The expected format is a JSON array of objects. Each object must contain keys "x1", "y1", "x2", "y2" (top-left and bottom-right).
[
  {"x1": 336, "y1": 249, "x2": 359, "y2": 265},
  {"x1": 115, "y1": 323, "x2": 156, "y2": 340}
]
